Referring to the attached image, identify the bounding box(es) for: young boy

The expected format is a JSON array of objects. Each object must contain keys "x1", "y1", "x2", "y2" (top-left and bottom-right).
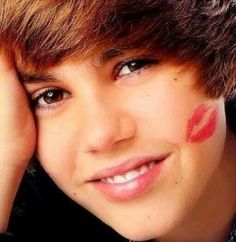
[{"x1": 0, "y1": 0, "x2": 236, "y2": 241}]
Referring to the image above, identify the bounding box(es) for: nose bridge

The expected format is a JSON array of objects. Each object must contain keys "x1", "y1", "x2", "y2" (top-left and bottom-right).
[{"x1": 80, "y1": 89, "x2": 135, "y2": 153}]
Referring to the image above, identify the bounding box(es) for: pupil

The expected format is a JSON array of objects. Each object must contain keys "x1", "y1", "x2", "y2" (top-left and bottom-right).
[
  {"x1": 45, "y1": 90, "x2": 63, "y2": 104},
  {"x1": 128, "y1": 61, "x2": 143, "y2": 71},
  {"x1": 47, "y1": 92, "x2": 54, "y2": 97}
]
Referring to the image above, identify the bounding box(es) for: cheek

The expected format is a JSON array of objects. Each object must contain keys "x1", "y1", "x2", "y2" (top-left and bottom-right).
[
  {"x1": 186, "y1": 104, "x2": 218, "y2": 143},
  {"x1": 36, "y1": 120, "x2": 76, "y2": 186},
  {"x1": 127, "y1": 89, "x2": 191, "y2": 144},
  {"x1": 176, "y1": 101, "x2": 226, "y2": 190}
]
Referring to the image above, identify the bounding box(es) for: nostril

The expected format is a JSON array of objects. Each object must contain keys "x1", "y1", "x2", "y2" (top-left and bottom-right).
[
  {"x1": 85, "y1": 132, "x2": 118, "y2": 153},
  {"x1": 82, "y1": 113, "x2": 136, "y2": 154}
]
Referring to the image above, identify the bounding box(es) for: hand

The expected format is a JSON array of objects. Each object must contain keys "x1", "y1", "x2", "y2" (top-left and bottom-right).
[{"x1": 0, "y1": 49, "x2": 36, "y2": 232}]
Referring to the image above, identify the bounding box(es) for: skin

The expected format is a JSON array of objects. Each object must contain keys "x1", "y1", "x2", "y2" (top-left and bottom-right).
[
  {"x1": 186, "y1": 104, "x2": 218, "y2": 143},
  {"x1": 18, "y1": 51, "x2": 236, "y2": 241},
  {"x1": 0, "y1": 50, "x2": 36, "y2": 232}
]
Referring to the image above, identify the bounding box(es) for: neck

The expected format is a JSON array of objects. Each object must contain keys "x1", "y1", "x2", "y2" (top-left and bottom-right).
[{"x1": 155, "y1": 130, "x2": 236, "y2": 242}]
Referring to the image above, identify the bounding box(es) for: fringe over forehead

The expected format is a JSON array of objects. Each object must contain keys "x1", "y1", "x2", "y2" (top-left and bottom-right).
[{"x1": 1, "y1": 0, "x2": 236, "y2": 98}]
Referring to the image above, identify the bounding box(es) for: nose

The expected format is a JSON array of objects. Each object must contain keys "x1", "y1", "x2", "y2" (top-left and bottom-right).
[{"x1": 80, "y1": 97, "x2": 136, "y2": 154}]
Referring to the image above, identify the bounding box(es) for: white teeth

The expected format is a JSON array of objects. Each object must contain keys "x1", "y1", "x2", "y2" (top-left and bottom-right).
[
  {"x1": 149, "y1": 161, "x2": 156, "y2": 169},
  {"x1": 113, "y1": 175, "x2": 126, "y2": 183},
  {"x1": 139, "y1": 164, "x2": 149, "y2": 174},
  {"x1": 125, "y1": 170, "x2": 139, "y2": 181},
  {"x1": 101, "y1": 177, "x2": 114, "y2": 184},
  {"x1": 107, "y1": 177, "x2": 114, "y2": 184},
  {"x1": 102, "y1": 161, "x2": 156, "y2": 184}
]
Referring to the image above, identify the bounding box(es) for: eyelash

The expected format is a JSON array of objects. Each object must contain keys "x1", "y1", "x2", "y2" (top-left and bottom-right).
[
  {"x1": 114, "y1": 57, "x2": 159, "y2": 79},
  {"x1": 31, "y1": 88, "x2": 70, "y2": 110},
  {"x1": 30, "y1": 57, "x2": 160, "y2": 110}
]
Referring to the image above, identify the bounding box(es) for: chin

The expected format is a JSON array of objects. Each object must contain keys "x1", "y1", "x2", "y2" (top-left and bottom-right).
[
  {"x1": 115, "y1": 230, "x2": 154, "y2": 242},
  {"x1": 108, "y1": 221, "x2": 166, "y2": 242},
  {"x1": 105, "y1": 208, "x2": 188, "y2": 242}
]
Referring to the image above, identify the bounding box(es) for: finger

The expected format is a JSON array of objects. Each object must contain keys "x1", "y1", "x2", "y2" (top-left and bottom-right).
[
  {"x1": 0, "y1": 49, "x2": 28, "y2": 105},
  {"x1": 0, "y1": 49, "x2": 31, "y2": 125},
  {"x1": 0, "y1": 51, "x2": 31, "y2": 232}
]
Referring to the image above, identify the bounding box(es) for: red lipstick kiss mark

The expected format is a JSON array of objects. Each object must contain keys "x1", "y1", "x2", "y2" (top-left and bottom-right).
[{"x1": 186, "y1": 104, "x2": 218, "y2": 143}]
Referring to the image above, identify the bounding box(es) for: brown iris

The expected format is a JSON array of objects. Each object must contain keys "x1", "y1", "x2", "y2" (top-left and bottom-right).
[{"x1": 43, "y1": 90, "x2": 64, "y2": 104}]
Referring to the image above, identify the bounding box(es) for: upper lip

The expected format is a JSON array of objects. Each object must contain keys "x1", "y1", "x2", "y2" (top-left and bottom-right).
[{"x1": 90, "y1": 153, "x2": 169, "y2": 181}]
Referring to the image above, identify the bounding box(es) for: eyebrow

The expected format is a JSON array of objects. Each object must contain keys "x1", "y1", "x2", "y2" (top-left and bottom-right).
[
  {"x1": 19, "y1": 71, "x2": 58, "y2": 84},
  {"x1": 98, "y1": 48, "x2": 123, "y2": 65},
  {"x1": 19, "y1": 48, "x2": 124, "y2": 84}
]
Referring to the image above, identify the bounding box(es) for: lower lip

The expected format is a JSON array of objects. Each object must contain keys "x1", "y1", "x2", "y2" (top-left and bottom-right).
[{"x1": 91, "y1": 159, "x2": 166, "y2": 201}]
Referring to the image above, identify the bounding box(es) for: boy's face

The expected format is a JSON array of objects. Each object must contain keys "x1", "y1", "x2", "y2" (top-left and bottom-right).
[{"x1": 24, "y1": 51, "x2": 226, "y2": 240}]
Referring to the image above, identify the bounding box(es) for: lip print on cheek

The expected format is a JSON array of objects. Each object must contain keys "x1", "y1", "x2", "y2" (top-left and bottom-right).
[{"x1": 186, "y1": 104, "x2": 218, "y2": 143}]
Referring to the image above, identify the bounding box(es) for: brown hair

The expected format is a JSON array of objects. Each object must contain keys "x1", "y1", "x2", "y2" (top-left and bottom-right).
[{"x1": 1, "y1": 0, "x2": 236, "y2": 98}]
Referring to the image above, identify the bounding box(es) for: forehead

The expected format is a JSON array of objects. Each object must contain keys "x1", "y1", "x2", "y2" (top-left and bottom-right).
[
  {"x1": 18, "y1": 47, "x2": 166, "y2": 83},
  {"x1": 17, "y1": 48, "x2": 119, "y2": 80}
]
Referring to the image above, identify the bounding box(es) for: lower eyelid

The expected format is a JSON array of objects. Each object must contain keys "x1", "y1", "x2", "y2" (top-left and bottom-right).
[{"x1": 34, "y1": 98, "x2": 68, "y2": 112}]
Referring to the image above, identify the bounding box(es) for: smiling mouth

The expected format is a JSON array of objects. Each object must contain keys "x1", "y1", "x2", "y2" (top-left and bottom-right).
[
  {"x1": 100, "y1": 160, "x2": 157, "y2": 184},
  {"x1": 91, "y1": 156, "x2": 167, "y2": 200}
]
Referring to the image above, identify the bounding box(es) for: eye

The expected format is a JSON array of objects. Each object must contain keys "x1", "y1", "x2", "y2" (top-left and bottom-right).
[
  {"x1": 115, "y1": 58, "x2": 160, "y2": 79},
  {"x1": 31, "y1": 87, "x2": 70, "y2": 110}
]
